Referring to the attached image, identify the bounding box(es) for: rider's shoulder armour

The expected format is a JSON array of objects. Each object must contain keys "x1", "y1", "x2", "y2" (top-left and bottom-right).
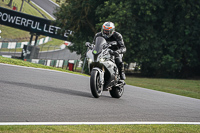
[
  {"x1": 95, "y1": 32, "x2": 102, "y2": 37},
  {"x1": 113, "y1": 32, "x2": 123, "y2": 41}
]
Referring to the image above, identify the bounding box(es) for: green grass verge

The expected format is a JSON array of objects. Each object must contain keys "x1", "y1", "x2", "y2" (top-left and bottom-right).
[
  {"x1": 0, "y1": 124, "x2": 200, "y2": 133},
  {"x1": 0, "y1": 48, "x2": 22, "y2": 52},
  {"x1": 0, "y1": 56, "x2": 88, "y2": 77},
  {"x1": 126, "y1": 76, "x2": 200, "y2": 99},
  {"x1": 38, "y1": 38, "x2": 64, "y2": 51}
]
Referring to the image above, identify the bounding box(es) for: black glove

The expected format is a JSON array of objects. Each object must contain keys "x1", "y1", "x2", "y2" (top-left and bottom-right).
[
  {"x1": 89, "y1": 44, "x2": 94, "y2": 50},
  {"x1": 109, "y1": 50, "x2": 119, "y2": 56},
  {"x1": 109, "y1": 49, "x2": 114, "y2": 55}
]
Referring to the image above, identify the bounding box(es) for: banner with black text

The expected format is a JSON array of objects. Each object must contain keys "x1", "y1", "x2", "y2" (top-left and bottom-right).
[{"x1": 0, "y1": 7, "x2": 71, "y2": 40}]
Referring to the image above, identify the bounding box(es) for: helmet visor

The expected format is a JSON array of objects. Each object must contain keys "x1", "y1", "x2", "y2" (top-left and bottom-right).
[{"x1": 103, "y1": 29, "x2": 109, "y2": 35}]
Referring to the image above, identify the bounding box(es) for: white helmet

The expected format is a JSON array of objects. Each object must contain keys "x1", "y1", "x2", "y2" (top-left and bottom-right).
[{"x1": 101, "y1": 22, "x2": 115, "y2": 38}]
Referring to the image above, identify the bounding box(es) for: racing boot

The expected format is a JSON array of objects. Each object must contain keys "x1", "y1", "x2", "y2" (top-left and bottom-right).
[{"x1": 119, "y1": 63, "x2": 126, "y2": 80}]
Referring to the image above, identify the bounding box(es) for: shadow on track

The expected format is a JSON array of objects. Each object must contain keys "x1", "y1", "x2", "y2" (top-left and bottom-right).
[{"x1": 0, "y1": 80, "x2": 92, "y2": 98}]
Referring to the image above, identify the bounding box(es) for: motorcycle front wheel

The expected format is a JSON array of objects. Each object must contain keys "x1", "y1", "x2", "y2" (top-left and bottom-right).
[
  {"x1": 110, "y1": 86, "x2": 124, "y2": 98},
  {"x1": 90, "y1": 69, "x2": 103, "y2": 98}
]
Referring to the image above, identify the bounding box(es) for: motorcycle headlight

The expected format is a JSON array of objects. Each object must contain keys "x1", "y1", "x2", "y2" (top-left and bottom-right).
[
  {"x1": 88, "y1": 58, "x2": 92, "y2": 63},
  {"x1": 100, "y1": 58, "x2": 105, "y2": 62}
]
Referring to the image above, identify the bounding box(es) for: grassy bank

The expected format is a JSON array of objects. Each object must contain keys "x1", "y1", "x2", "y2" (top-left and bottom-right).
[
  {"x1": 0, "y1": 124, "x2": 200, "y2": 133},
  {"x1": 0, "y1": 1, "x2": 45, "y2": 17},
  {"x1": 38, "y1": 38, "x2": 64, "y2": 51},
  {"x1": 126, "y1": 76, "x2": 200, "y2": 99},
  {"x1": 0, "y1": 0, "x2": 54, "y2": 41},
  {"x1": 0, "y1": 1, "x2": 42, "y2": 40},
  {"x1": 0, "y1": 56, "x2": 87, "y2": 76}
]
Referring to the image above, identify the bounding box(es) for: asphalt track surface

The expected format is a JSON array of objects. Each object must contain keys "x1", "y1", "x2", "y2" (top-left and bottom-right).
[
  {"x1": 38, "y1": 49, "x2": 81, "y2": 60},
  {"x1": 31, "y1": 0, "x2": 58, "y2": 18},
  {"x1": 1, "y1": 0, "x2": 200, "y2": 123},
  {"x1": 0, "y1": 63, "x2": 200, "y2": 122}
]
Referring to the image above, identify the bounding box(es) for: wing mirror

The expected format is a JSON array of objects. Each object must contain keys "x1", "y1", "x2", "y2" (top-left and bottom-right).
[
  {"x1": 85, "y1": 42, "x2": 91, "y2": 47},
  {"x1": 85, "y1": 42, "x2": 94, "y2": 49}
]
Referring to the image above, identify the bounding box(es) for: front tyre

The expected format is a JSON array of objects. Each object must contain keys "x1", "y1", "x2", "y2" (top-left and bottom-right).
[
  {"x1": 110, "y1": 86, "x2": 124, "y2": 98},
  {"x1": 90, "y1": 69, "x2": 103, "y2": 98}
]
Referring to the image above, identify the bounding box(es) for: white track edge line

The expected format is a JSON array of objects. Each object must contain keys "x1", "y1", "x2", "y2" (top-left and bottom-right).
[
  {"x1": 0, "y1": 122, "x2": 200, "y2": 125},
  {"x1": 49, "y1": 0, "x2": 60, "y2": 7}
]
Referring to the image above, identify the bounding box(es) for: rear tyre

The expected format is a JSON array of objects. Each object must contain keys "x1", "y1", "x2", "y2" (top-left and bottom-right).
[
  {"x1": 109, "y1": 86, "x2": 124, "y2": 98},
  {"x1": 90, "y1": 69, "x2": 103, "y2": 98}
]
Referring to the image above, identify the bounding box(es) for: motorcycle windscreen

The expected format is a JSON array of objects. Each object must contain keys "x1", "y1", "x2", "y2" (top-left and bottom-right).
[{"x1": 93, "y1": 37, "x2": 107, "y2": 54}]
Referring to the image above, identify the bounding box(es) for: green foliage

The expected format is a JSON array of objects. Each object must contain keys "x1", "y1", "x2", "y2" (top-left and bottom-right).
[
  {"x1": 0, "y1": 125, "x2": 200, "y2": 133},
  {"x1": 54, "y1": 0, "x2": 200, "y2": 78},
  {"x1": 54, "y1": 0, "x2": 107, "y2": 59}
]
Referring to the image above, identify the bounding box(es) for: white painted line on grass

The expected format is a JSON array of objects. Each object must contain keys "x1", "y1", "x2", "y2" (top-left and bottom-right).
[{"x1": 0, "y1": 122, "x2": 200, "y2": 125}]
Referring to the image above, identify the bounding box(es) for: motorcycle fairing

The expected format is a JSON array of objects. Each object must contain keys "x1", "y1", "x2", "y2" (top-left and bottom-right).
[
  {"x1": 93, "y1": 37, "x2": 107, "y2": 54},
  {"x1": 87, "y1": 36, "x2": 121, "y2": 91}
]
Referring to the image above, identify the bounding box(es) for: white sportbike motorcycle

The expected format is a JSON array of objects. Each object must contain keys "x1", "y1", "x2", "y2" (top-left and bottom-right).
[{"x1": 85, "y1": 37, "x2": 125, "y2": 98}]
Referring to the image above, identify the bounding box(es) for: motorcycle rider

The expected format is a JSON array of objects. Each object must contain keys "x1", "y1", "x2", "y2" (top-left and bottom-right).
[{"x1": 93, "y1": 21, "x2": 126, "y2": 80}]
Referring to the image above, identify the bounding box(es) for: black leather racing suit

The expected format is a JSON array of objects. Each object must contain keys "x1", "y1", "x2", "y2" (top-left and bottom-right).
[{"x1": 93, "y1": 31, "x2": 126, "y2": 79}]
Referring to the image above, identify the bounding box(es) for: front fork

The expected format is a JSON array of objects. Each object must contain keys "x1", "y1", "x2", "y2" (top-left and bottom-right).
[{"x1": 92, "y1": 67, "x2": 104, "y2": 86}]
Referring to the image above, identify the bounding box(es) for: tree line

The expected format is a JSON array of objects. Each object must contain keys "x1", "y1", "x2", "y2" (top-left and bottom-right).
[{"x1": 54, "y1": 0, "x2": 200, "y2": 78}]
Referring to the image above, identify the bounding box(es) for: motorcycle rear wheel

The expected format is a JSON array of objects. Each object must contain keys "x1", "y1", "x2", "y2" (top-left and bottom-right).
[
  {"x1": 110, "y1": 86, "x2": 124, "y2": 98},
  {"x1": 90, "y1": 69, "x2": 103, "y2": 98}
]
